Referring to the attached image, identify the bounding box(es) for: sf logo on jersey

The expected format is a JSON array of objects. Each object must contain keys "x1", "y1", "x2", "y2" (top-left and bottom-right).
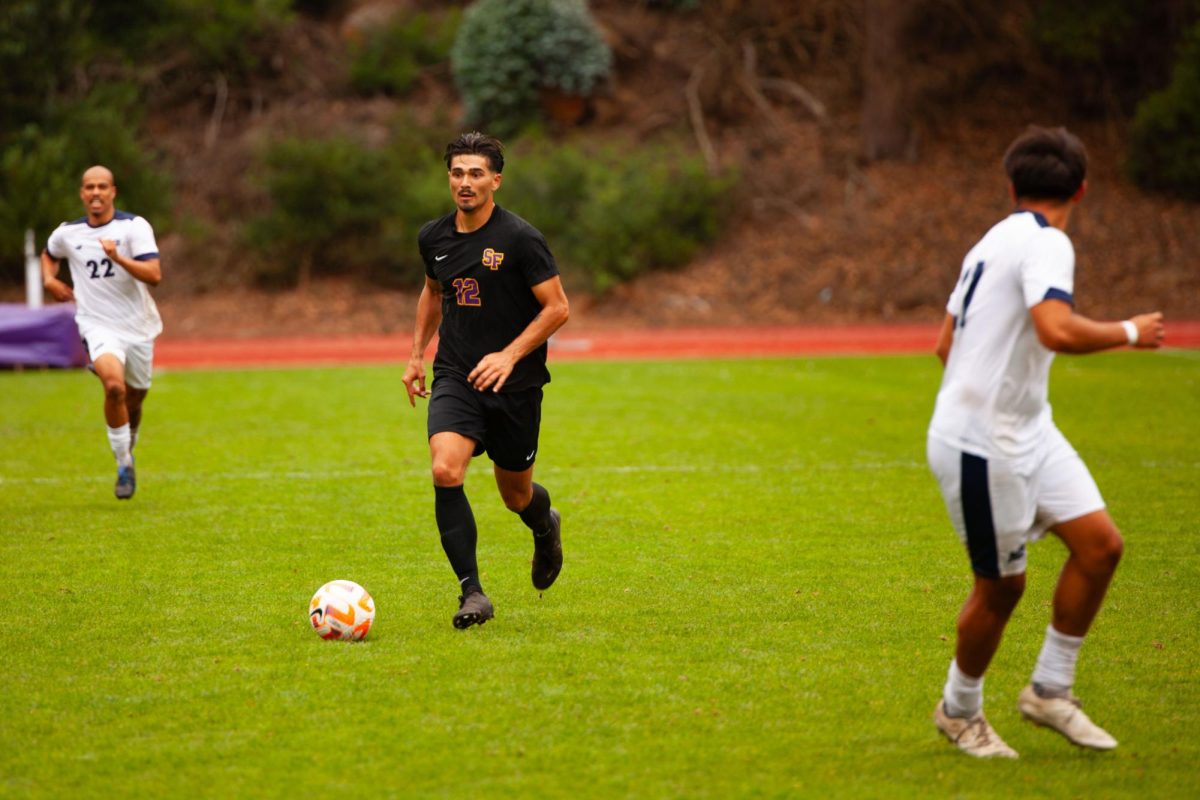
[{"x1": 482, "y1": 248, "x2": 505, "y2": 270}]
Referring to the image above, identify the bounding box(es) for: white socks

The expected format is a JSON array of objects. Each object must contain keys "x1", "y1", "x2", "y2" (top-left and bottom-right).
[
  {"x1": 943, "y1": 659, "x2": 983, "y2": 718},
  {"x1": 1031, "y1": 625, "x2": 1084, "y2": 694},
  {"x1": 107, "y1": 424, "x2": 133, "y2": 468},
  {"x1": 944, "y1": 626, "x2": 1085, "y2": 716}
]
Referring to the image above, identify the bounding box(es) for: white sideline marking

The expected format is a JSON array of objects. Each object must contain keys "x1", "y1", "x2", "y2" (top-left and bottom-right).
[
  {"x1": 1159, "y1": 348, "x2": 1200, "y2": 362},
  {"x1": 0, "y1": 460, "x2": 928, "y2": 486}
]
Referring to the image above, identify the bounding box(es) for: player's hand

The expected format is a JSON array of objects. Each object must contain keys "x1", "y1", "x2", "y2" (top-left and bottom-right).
[
  {"x1": 1131, "y1": 312, "x2": 1165, "y2": 349},
  {"x1": 44, "y1": 277, "x2": 74, "y2": 302},
  {"x1": 469, "y1": 351, "x2": 516, "y2": 393},
  {"x1": 100, "y1": 239, "x2": 119, "y2": 259},
  {"x1": 402, "y1": 361, "x2": 429, "y2": 407}
]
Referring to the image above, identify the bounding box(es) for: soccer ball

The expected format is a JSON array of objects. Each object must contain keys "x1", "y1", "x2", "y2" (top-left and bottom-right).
[{"x1": 309, "y1": 580, "x2": 375, "y2": 641}]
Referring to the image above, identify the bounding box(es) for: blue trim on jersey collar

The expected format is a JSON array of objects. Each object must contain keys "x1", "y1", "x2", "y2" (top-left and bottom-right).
[
  {"x1": 1043, "y1": 288, "x2": 1074, "y2": 306},
  {"x1": 81, "y1": 209, "x2": 136, "y2": 228},
  {"x1": 1014, "y1": 208, "x2": 1050, "y2": 228}
]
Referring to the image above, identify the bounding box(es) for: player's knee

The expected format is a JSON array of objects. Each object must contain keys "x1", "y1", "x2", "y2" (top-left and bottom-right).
[
  {"x1": 103, "y1": 379, "x2": 126, "y2": 404},
  {"x1": 431, "y1": 461, "x2": 466, "y2": 487},
  {"x1": 501, "y1": 488, "x2": 531, "y2": 513},
  {"x1": 1088, "y1": 528, "x2": 1124, "y2": 574},
  {"x1": 980, "y1": 574, "x2": 1025, "y2": 614}
]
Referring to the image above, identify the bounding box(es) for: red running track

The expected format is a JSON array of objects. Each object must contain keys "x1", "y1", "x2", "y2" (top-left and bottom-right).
[{"x1": 155, "y1": 322, "x2": 1200, "y2": 369}]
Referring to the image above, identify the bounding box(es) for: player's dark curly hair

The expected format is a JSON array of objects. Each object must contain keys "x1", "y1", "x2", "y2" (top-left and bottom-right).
[
  {"x1": 1003, "y1": 126, "x2": 1087, "y2": 201},
  {"x1": 444, "y1": 131, "x2": 504, "y2": 174}
]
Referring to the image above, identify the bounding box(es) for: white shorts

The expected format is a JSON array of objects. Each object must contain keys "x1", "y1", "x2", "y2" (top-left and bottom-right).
[
  {"x1": 80, "y1": 326, "x2": 155, "y2": 390},
  {"x1": 927, "y1": 426, "x2": 1105, "y2": 578}
]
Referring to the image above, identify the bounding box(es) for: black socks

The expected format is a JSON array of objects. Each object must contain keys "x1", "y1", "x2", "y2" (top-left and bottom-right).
[
  {"x1": 434, "y1": 484, "x2": 481, "y2": 594},
  {"x1": 436, "y1": 482, "x2": 553, "y2": 593},
  {"x1": 519, "y1": 482, "x2": 553, "y2": 536}
]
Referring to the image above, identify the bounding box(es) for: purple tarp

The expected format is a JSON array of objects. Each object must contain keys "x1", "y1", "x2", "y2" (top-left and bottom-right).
[{"x1": 0, "y1": 303, "x2": 87, "y2": 368}]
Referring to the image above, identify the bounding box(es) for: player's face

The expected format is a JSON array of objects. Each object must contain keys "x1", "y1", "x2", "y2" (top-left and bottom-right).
[
  {"x1": 448, "y1": 155, "x2": 501, "y2": 214},
  {"x1": 80, "y1": 170, "x2": 117, "y2": 220}
]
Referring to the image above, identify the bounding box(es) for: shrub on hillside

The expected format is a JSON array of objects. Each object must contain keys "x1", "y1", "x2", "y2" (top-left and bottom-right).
[
  {"x1": 245, "y1": 137, "x2": 395, "y2": 286},
  {"x1": 291, "y1": 0, "x2": 350, "y2": 19},
  {"x1": 1128, "y1": 25, "x2": 1200, "y2": 199},
  {"x1": 646, "y1": 0, "x2": 701, "y2": 9},
  {"x1": 0, "y1": 0, "x2": 88, "y2": 135},
  {"x1": 131, "y1": 0, "x2": 294, "y2": 75},
  {"x1": 502, "y1": 142, "x2": 734, "y2": 292},
  {"x1": 450, "y1": 0, "x2": 611, "y2": 134},
  {"x1": 244, "y1": 133, "x2": 446, "y2": 287},
  {"x1": 1031, "y1": 0, "x2": 1190, "y2": 114},
  {"x1": 348, "y1": 10, "x2": 461, "y2": 96}
]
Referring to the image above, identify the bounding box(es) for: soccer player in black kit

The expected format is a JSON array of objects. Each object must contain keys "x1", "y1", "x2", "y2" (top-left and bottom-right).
[{"x1": 403, "y1": 132, "x2": 570, "y2": 629}]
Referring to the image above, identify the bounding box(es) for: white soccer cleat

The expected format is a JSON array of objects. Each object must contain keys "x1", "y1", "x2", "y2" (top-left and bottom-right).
[
  {"x1": 934, "y1": 701, "x2": 1019, "y2": 759},
  {"x1": 1018, "y1": 684, "x2": 1118, "y2": 750}
]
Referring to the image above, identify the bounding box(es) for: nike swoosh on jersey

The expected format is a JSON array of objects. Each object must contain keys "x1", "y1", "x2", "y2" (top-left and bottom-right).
[{"x1": 435, "y1": 254, "x2": 448, "y2": 261}]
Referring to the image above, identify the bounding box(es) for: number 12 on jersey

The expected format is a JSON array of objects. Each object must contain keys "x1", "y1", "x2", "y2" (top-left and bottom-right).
[{"x1": 452, "y1": 277, "x2": 481, "y2": 307}]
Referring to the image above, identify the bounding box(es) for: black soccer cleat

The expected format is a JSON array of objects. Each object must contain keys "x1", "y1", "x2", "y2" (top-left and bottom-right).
[
  {"x1": 114, "y1": 462, "x2": 136, "y2": 500},
  {"x1": 531, "y1": 508, "x2": 563, "y2": 591},
  {"x1": 453, "y1": 589, "x2": 494, "y2": 629}
]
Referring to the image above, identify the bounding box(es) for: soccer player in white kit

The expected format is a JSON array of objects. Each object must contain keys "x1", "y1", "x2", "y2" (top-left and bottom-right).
[
  {"x1": 41, "y1": 165, "x2": 163, "y2": 500},
  {"x1": 926, "y1": 127, "x2": 1165, "y2": 758}
]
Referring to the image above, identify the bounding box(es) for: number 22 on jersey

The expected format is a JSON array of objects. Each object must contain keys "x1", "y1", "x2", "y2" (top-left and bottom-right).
[{"x1": 88, "y1": 258, "x2": 116, "y2": 279}]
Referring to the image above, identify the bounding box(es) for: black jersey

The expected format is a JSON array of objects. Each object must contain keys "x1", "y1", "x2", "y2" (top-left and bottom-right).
[{"x1": 418, "y1": 205, "x2": 560, "y2": 391}]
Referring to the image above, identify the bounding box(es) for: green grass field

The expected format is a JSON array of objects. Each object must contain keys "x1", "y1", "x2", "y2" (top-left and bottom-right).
[{"x1": 2, "y1": 351, "x2": 1197, "y2": 798}]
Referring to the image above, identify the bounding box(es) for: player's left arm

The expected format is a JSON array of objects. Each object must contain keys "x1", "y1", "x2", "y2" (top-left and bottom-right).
[
  {"x1": 1030, "y1": 300, "x2": 1164, "y2": 353},
  {"x1": 468, "y1": 276, "x2": 570, "y2": 392}
]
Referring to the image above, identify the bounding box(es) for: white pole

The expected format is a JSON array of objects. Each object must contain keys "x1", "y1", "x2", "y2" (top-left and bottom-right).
[{"x1": 25, "y1": 228, "x2": 43, "y2": 308}]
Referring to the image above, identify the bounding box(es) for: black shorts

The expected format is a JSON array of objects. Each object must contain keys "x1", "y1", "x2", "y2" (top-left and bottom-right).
[{"x1": 427, "y1": 374, "x2": 543, "y2": 472}]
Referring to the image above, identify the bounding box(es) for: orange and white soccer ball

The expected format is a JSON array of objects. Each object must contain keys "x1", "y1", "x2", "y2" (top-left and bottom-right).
[{"x1": 309, "y1": 580, "x2": 375, "y2": 641}]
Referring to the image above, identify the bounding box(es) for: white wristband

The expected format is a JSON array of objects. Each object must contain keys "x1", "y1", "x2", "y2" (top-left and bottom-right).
[{"x1": 1121, "y1": 320, "x2": 1138, "y2": 346}]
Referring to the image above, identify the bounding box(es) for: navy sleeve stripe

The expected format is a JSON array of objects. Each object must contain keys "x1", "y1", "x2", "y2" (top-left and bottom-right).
[
  {"x1": 133, "y1": 252, "x2": 159, "y2": 261},
  {"x1": 1042, "y1": 288, "x2": 1074, "y2": 306}
]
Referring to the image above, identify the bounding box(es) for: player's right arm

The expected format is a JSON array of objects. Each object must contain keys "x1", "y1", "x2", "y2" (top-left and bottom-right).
[
  {"x1": 1030, "y1": 300, "x2": 1164, "y2": 353},
  {"x1": 934, "y1": 313, "x2": 955, "y2": 366},
  {"x1": 40, "y1": 247, "x2": 74, "y2": 302},
  {"x1": 403, "y1": 275, "x2": 443, "y2": 406}
]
